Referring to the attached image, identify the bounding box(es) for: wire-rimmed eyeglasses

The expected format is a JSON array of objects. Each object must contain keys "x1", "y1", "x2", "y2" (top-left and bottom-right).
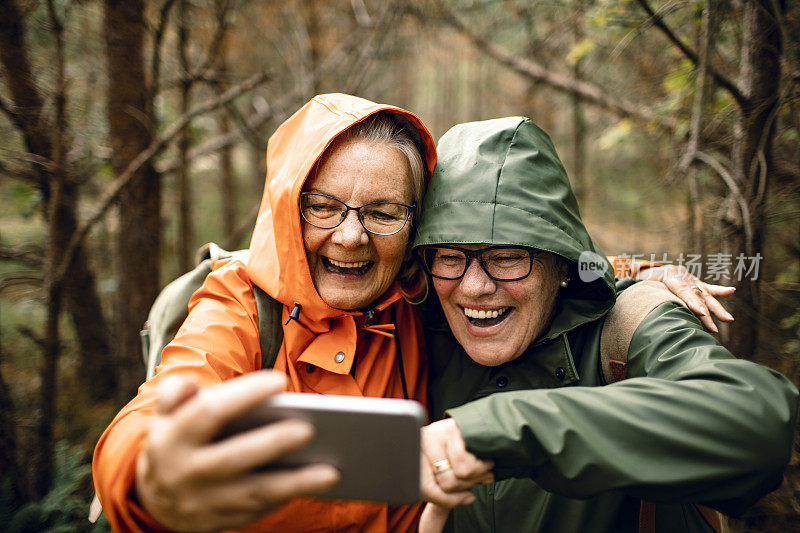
[
  {"x1": 419, "y1": 245, "x2": 540, "y2": 281},
  {"x1": 299, "y1": 192, "x2": 415, "y2": 236}
]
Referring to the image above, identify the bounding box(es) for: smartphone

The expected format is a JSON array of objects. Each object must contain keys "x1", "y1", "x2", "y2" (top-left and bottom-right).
[{"x1": 218, "y1": 392, "x2": 427, "y2": 504}]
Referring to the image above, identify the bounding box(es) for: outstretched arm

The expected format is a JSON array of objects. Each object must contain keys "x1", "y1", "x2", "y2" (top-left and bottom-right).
[
  {"x1": 135, "y1": 372, "x2": 339, "y2": 532},
  {"x1": 443, "y1": 305, "x2": 797, "y2": 514}
]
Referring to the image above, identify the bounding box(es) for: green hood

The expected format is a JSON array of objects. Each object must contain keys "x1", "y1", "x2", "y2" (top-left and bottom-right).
[{"x1": 414, "y1": 117, "x2": 616, "y2": 340}]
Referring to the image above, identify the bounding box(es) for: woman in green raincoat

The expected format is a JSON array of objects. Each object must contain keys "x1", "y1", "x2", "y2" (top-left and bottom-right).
[{"x1": 415, "y1": 117, "x2": 798, "y2": 532}]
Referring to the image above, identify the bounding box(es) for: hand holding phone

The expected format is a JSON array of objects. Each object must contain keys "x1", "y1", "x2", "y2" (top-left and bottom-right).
[{"x1": 135, "y1": 372, "x2": 340, "y2": 533}]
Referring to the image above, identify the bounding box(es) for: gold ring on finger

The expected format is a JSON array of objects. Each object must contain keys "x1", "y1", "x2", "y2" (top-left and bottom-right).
[{"x1": 432, "y1": 459, "x2": 452, "y2": 475}]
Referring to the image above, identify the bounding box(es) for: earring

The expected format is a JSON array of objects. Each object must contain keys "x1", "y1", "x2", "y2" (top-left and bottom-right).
[{"x1": 560, "y1": 278, "x2": 569, "y2": 288}]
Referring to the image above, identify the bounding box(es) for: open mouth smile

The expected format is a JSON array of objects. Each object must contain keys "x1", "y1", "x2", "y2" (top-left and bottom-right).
[
  {"x1": 461, "y1": 306, "x2": 512, "y2": 327},
  {"x1": 322, "y1": 256, "x2": 373, "y2": 275}
]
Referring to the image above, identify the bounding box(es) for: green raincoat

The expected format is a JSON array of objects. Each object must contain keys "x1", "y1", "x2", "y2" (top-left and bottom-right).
[{"x1": 413, "y1": 117, "x2": 798, "y2": 532}]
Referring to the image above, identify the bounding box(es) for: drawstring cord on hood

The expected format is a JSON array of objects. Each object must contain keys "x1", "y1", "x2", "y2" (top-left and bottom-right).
[
  {"x1": 362, "y1": 323, "x2": 395, "y2": 338},
  {"x1": 391, "y1": 306, "x2": 409, "y2": 400},
  {"x1": 361, "y1": 306, "x2": 409, "y2": 400}
]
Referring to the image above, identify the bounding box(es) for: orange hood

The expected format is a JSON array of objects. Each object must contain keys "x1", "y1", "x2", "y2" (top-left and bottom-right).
[{"x1": 246, "y1": 93, "x2": 436, "y2": 321}]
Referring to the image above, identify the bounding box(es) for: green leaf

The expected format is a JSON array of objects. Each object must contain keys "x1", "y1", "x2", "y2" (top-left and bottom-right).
[{"x1": 566, "y1": 39, "x2": 596, "y2": 66}]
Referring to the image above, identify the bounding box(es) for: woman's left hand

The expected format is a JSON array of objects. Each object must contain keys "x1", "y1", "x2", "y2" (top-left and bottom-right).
[
  {"x1": 419, "y1": 419, "x2": 493, "y2": 532},
  {"x1": 420, "y1": 419, "x2": 494, "y2": 504},
  {"x1": 636, "y1": 265, "x2": 735, "y2": 333}
]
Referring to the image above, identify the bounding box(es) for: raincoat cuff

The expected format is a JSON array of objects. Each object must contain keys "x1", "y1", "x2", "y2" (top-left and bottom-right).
[{"x1": 445, "y1": 403, "x2": 493, "y2": 454}]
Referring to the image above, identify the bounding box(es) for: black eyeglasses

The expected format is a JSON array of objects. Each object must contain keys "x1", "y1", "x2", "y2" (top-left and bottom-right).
[
  {"x1": 420, "y1": 245, "x2": 540, "y2": 281},
  {"x1": 299, "y1": 192, "x2": 415, "y2": 236}
]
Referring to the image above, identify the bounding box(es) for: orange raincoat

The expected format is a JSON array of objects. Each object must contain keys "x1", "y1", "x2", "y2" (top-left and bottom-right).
[{"x1": 93, "y1": 94, "x2": 437, "y2": 532}]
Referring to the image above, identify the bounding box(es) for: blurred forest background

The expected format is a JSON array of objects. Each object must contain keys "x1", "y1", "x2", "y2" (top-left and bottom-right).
[{"x1": 1, "y1": 0, "x2": 798, "y2": 530}]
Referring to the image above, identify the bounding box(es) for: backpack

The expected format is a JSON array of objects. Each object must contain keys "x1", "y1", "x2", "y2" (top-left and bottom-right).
[
  {"x1": 140, "y1": 242, "x2": 284, "y2": 380},
  {"x1": 89, "y1": 243, "x2": 285, "y2": 524},
  {"x1": 599, "y1": 280, "x2": 726, "y2": 533}
]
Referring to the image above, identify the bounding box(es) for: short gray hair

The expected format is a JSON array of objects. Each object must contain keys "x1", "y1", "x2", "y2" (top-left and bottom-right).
[
  {"x1": 327, "y1": 111, "x2": 429, "y2": 302},
  {"x1": 335, "y1": 111, "x2": 427, "y2": 222}
]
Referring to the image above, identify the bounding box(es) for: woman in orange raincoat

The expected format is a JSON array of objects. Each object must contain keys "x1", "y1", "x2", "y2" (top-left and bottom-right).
[{"x1": 93, "y1": 94, "x2": 446, "y2": 532}]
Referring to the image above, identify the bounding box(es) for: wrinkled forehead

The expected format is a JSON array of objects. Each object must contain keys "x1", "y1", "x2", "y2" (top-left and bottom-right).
[{"x1": 301, "y1": 138, "x2": 413, "y2": 202}]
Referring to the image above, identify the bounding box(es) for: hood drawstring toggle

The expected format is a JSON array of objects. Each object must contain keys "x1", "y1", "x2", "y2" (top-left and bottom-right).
[{"x1": 284, "y1": 303, "x2": 302, "y2": 325}]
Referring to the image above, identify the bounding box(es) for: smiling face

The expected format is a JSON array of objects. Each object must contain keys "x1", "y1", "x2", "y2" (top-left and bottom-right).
[
  {"x1": 302, "y1": 138, "x2": 413, "y2": 310},
  {"x1": 433, "y1": 245, "x2": 564, "y2": 366}
]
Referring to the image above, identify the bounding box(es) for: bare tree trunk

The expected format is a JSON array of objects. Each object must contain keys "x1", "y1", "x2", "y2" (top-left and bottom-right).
[
  {"x1": 686, "y1": 171, "x2": 705, "y2": 254},
  {"x1": 722, "y1": 0, "x2": 783, "y2": 358},
  {"x1": 217, "y1": 34, "x2": 237, "y2": 242},
  {"x1": 58, "y1": 182, "x2": 116, "y2": 400},
  {"x1": 177, "y1": 0, "x2": 193, "y2": 272},
  {"x1": 105, "y1": 0, "x2": 161, "y2": 400},
  {"x1": 300, "y1": 0, "x2": 322, "y2": 94},
  {"x1": 37, "y1": 182, "x2": 64, "y2": 497},
  {"x1": 250, "y1": 143, "x2": 266, "y2": 201},
  {"x1": 682, "y1": 0, "x2": 714, "y2": 257},
  {"x1": 0, "y1": 317, "x2": 29, "y2": 506},
  {"x1": 220, "y1": 114, "x2": 237, "y2": 240},
  {"x1": 569, "y1": 3, "x2": 587, "y2": 206}
]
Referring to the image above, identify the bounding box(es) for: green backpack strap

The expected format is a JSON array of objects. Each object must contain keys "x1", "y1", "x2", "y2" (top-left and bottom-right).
[
  {"x1": 598, "y1": 280, "x2": 724, "y2": 533},
  {"x1": 140, "y1": 243, "x2": 282, "y2": 380},
  {"x1": 141, "y1": 255, "x2": 219, "y2": 380},
  {"x1": 599, "y1": 280, "x2": 685, "y2": 384},
  {"x1": 252, "y1": 282, "x2": 283, "y2": 369}
]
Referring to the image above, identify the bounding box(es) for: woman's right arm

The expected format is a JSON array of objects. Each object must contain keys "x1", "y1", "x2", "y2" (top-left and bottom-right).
[{"x1": 92, "y1": 263, "x2": 338, "y2": 532}]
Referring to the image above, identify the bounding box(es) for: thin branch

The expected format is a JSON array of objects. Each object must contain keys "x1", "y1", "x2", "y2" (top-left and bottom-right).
[
  {"x1": 342, "y1": 3, "x2": 399, "y2": 95},
  {"x1": 223, "y1": 201, "x2": 260, "y2": 250},
  {"x1": 0, "y1": 148, "x2": 58, "y2": 178},
  {"x1": 221, "y1": 99, "x2": 268, "y2": 150},
  {"x1": 19, "y1": 326, "x2": 46, "y2": 349},
  {"x1": 149, "y1": 0, "x2": 179, "y2": 110},
  {"x1": 695, "y1": 150, "x2": 754, "y2": 255},
  {"x1": 46, "y1": 0, "x2": 67, "y2": 176},
  {"x1": 676, "y1": 0, "x2": 713, "y2": 253},
  {"x1": 0, "y1": 275, "x2": 43, "y2": 295},
  {"x1": 160, "y1": 71, "x2": 226, "y2": 90},
  {"x1": 0, "y1": 246, "x2": 43, "y2": 267},
  {"x1": 191, "y1": 0, "x2": 232, "y2": 80},
  {"x1": 351, "y1": 0, "x2": 373, "y2": 26},
  {"x1": 634, "y1": 0, "x2": 745, "y2": 106},
  {"x1": 678, "y1": 0, "x2": 713, "y2": 171},
  {"x1": 422, "y1": 0, "x2": 677, "y2": 133},
  {"x1": 0, "y1": 92, "x2": 23, "y2": 130},
  {"x1": 752, "y1": 75, "x2": 794, "y2": 207},
  {"x1": 156, "y1": 22, "x2": 376, "y2": 174},
  {"x1": 0, "y1": 157, "x2": 38, "y2": 183},
  {"x1": 0, "y1": 0, "x2": 53, "y2": 173},
  {"x1": 55, "y1": 71, "x2": 270, "y2": 286}
]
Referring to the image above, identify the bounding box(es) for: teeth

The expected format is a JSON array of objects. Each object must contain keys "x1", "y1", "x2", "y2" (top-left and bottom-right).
[
  {"x1": 328, "y1": 258, "x2": 369, "y2": 268},
  {"x1": 463, "y1": 307, "x2": 508, "y2": 319}
]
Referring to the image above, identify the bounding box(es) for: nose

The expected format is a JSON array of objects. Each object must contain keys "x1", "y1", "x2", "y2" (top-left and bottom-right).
[
  {"x1": 331, "y1": 210, "x2": 369, "y2": 248},
  {"x1": 459, "y1": 258, "x2": 496, "y2": 296}
]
